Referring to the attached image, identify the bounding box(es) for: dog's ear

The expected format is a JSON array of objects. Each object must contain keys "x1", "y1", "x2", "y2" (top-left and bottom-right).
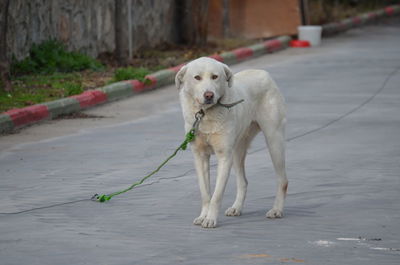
[
  {"x1": 222, "y1": 63, "x2": 233, "y2": 88},
  {"x1": 175, "y1": 65, "x2": 187, "y2": 90}
]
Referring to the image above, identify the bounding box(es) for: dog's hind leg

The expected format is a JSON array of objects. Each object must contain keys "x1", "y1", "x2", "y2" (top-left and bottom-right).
[
  {"x1": 262, "y1": 122, "x2": 288, "y2": 218},
  {"x1": 257, "y1": 96, "x2": 288, "y2": 218}
]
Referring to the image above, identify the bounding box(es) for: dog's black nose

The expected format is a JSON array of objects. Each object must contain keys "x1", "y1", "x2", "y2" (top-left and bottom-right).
[{"x1": 204, "y1": 91, "x2": 214, "y2": 102}]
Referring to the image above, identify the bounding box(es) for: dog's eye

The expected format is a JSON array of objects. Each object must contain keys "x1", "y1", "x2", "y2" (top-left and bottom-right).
[
  {"x1": 194, "y1": 75, "x2": 202, "y2": 81},
  {"x1": 211, "y1": 74, "x2": 218, "y2": 80}
]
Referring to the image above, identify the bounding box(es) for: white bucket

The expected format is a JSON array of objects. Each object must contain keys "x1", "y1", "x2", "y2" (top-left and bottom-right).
[{"x1": 298, "y1": 26, "x2": 322, "y2": 46}]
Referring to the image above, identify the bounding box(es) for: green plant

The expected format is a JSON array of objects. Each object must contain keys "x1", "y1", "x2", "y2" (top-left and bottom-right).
[
  {"x1": 11, "y1": 40, "x2": 103, "y2": 76},
  {"x1": 0, "y1": 72, "x2": 88, "y2": 112},
  {"x1": 65, "y1": 82, "x2": 84, "y2": 96},
  {"x1": 112, "y1": 67, "x2": 151, "y2": 83},
  {"x1": 53, "y1": 81, "x2": 84, "y2": 96}
]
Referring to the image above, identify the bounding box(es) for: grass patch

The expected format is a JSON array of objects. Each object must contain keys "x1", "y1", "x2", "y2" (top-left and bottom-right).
[
  {"x1": 0, "y1": 40, "x2": 110, "y2": 113},
  {"x1": 0, "y1": 73, "x2": 85, "y2": 112},
  {"x1": 11, "y1": 40, "x2": 103, "y2": 75},
  {"x1": 111, "y1": 67, "x2": 152, "y2": 84}
]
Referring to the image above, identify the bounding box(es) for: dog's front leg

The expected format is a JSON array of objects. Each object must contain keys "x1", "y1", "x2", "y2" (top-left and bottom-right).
[
  {"x1": 192, "y1": 149, "x2": 211, "y2": 225},
  {"x1": 202, "y1": 153, "x2": 233, "y2": 228}
]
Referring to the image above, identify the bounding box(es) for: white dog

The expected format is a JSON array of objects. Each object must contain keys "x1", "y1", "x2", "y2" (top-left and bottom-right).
[{"x1": 176, "y1": 57, "x2": 288, "y2": 228}]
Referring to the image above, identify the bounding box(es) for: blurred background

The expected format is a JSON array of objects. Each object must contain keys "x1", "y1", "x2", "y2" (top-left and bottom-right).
[{"x1": 1, "y1": 0, "x2": 399, "y2": 112}]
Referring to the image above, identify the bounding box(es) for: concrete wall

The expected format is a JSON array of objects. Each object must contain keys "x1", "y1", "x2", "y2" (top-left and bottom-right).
[
  {"x1": 130, "y1": 0, "x2": 176, "y2": 51},
  {"x1": 208, "y1": 0, "x2": 301, "y2": 39},
  {"x1": 5, "y1": 0, "x2": 176, "y2": 60}
]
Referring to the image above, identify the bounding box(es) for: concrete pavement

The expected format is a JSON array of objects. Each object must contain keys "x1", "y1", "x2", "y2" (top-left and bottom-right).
[{"x1": 1, "y1": 18, "x2": 400, "y2": 265}]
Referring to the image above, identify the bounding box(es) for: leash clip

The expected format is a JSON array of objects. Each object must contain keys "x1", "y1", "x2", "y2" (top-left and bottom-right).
[
  {"x1": 192, "y1": 109, "x2": 205, "y2": 132},
  {"x1": 195, "y1": 109, "x2": 205, "y2": 120}
]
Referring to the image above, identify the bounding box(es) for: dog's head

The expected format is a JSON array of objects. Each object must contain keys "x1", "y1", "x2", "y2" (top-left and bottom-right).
[{"x1": 175, "y1": 57, "x2": 233, "y2": 108}]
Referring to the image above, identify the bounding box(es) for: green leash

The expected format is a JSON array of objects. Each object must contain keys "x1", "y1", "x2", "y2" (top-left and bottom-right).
[
  {"x1": 92, "y1": 109, "x2": 205, "y2": 202},
  {"x1": 92, "y1": 98, "x2": 244, "y2": 202}
]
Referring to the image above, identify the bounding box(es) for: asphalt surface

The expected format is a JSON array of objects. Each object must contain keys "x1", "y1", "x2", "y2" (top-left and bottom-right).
[{"x1": 1, "y1": 18, "x2": 400, "y2": 265}]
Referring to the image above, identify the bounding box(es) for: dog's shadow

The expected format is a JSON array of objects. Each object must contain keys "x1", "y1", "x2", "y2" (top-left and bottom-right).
[{"x1": 221, "y1": 207, "x2": 317, "y2": 227}]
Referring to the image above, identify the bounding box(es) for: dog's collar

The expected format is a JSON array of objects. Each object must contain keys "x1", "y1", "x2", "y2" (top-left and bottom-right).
[
  {"x1": 216, "y1": 98, "x2": 244, "y2": 109},
  {"x1": 195, "y1": 98, "x2": 244, "y2": 122}
]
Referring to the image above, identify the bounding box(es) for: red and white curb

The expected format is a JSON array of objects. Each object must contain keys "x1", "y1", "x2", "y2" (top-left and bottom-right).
[
  {"x1": 0, "y1": 36, "x2": 290, "y2": 134},
  {"x1": 1, "y1": 4, "x2": 399, "y2": 134},
  {"x1": 322, "y1": 4, "x2": 400, "y2": 35}
]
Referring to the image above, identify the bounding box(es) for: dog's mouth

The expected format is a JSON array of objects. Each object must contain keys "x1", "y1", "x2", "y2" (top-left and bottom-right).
[
  {"x1": 196, "y1": 98, "x2": 217, "y2": 107},
  {"x1": 204, "y1": 98, "x2": 214, "y2": 105}
]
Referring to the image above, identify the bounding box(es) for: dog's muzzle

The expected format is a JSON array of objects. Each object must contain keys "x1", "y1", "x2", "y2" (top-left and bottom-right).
[{"x1": 203, "y1": 91, "x2": 214, "y2": 104}]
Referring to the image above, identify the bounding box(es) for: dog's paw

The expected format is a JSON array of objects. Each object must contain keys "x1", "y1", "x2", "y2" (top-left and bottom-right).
[
  {"x1": 225, "y1": 207, "x2": 241, "y2": 216},
  {"x1": 193, "y1": 216, "x2": 206, "y2": 225},
  {"x1": 266, "y1": 208, "x2": 283, "y2": 219},
  {"x1": 201, "y1": 218, "x2": 218, "y2": 228}
]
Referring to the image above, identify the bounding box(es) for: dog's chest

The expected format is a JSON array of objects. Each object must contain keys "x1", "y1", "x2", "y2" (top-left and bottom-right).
[
  {"x1": 194, "y1": 130, "x2": 225, "y2": 154},
  {"x1": 197, "y1": 114, "x2": 227, "y2": 134}
]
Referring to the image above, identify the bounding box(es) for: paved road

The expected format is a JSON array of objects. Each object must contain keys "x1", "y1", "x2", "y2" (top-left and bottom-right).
[{"x1": 1, "y1": 18, "x2": 400, "y2": 265}]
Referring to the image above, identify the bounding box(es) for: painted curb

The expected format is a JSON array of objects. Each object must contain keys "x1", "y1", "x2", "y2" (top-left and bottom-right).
[
  {"x1": 1, "y1": 4, "x2": 399, "y2": 134},
  {"x1": 322, "y1": 4, "x2": 400, "y2": 36},
  {"x1": 0, "y1": 35, "x2": 291, "y2": 134}
]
